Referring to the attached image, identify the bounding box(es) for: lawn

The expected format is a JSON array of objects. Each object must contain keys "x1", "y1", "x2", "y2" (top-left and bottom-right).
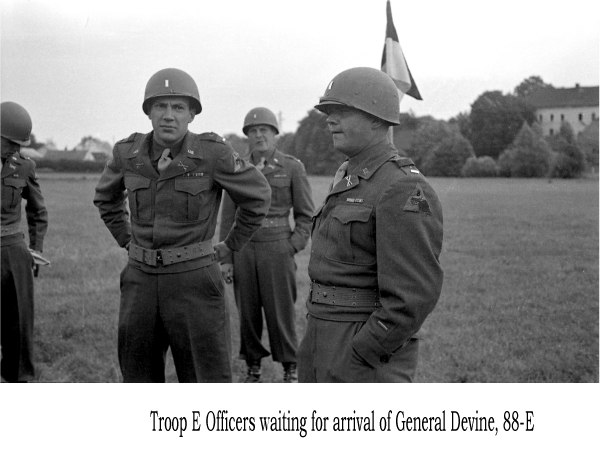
[{"x1": 25, "y1": 172, "x2": 599, "y2": 382}]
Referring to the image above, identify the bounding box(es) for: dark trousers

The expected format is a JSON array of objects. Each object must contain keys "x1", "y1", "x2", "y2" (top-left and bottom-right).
[
  {"x1": 298, "y1": 314, "x2": 419, "y2": 383},
  {"x1": 232, "y1": 239, "x2": 298, "y2": 364},
  {"x1": 119, "y1": 263, "x2": 232, "y2": 382},
  {"x1": 1, "y1": 240, "x2": 35, "y2": 382}
]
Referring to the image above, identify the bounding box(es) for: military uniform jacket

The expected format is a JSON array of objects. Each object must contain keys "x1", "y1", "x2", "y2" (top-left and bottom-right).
[
  {"x1": 219, "y1": 148, "x2": 314, "y2": 253},
  {"x1": 307, "y1": 141, "x2": 443, "y2": 368},
  {"x1": 93, "y1": 131, "x2": 271, "y2": 273},
  {"x1": 1, "y1": 152, "x2": 48, "y2": 251}
]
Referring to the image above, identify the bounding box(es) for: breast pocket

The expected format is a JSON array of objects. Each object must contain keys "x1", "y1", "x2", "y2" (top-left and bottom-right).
[
  {"x1": 325, "y1": 204, "x2": 375, "y2": 265},
  {"x1": 124, "y1": 175, "x2": 152, "y2": 221},
  {"x1": 173, "y1": 177, "x2": 212, "y2": 222},
  {"x1": 269, "y1": 177, "x2": 292, "y2": 207},
  {"x1": 2, "y1": 177, "x2": 27, "y2": 210}
]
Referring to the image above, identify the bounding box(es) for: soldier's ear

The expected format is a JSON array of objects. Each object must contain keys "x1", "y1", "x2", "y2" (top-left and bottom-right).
[{"x1": 189, "y1": 110, "x2": 196, "y2": 123}]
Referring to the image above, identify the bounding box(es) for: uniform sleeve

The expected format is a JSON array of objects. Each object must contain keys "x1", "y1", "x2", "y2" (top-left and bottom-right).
[
  {"x1": 22, "y1": 159, "x2": 48, "y2": 252},
  {"x1": 352, "y1": 176, "x2": 444, "y2": 368},
  {"x1": 218, "y1": 191, "x2": 237, "y2": 264},
  {"x1": 213, "y1": 143, "x2": 271, "y2": 252},
  {"x1": 93, "y1": 146, "x2": 131, "y2": 247},
  {"x1": 289, "y1": 159, "x2": 315, "y2": 253}
]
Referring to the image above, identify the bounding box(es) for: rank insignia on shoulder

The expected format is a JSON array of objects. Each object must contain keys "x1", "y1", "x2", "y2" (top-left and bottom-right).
[
  {"x1": 273, "y1": 173, "x2": 287, "y2": 178},
  {"x1": 346, "y1": 198, "x2": 364, "y2": 203},
  {"x1": 133, "y1": 149, "x2": 139, "y2": 154},
  {"x1": 410, "y1": 168, "x2": 420, "y2": 174},
  {"x1": 403, "y1": 182, "x2": 431, "y2": 214}
]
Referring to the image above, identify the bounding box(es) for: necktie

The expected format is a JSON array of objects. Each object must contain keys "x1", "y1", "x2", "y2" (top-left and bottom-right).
[
  {"x1": 158, "y1": 148, "x2": 172, "y2": 174},
  {"x1": 255, "y1": 157, "x2": 267, "y2": 171},
  {"x1": 331, "y1": 161, "x2": 349, "y2": 190}
]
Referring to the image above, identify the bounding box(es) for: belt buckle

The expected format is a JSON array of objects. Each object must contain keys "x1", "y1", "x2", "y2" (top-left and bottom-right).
[{"x1": 142, "y1": 248, "x2": 159, "y2": 267}]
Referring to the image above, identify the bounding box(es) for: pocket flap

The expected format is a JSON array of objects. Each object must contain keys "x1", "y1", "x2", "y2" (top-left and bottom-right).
[
  {"x1": 269, "y1": 177, "x2": 291, "y2": 188},
  {"x1": 175, "y1": 177, "x2": 210, "y2": 195},
  {"x1": 125, "y1": 175, "x2": 151, "y2": 191},
  {"x1": 3, "y1": 177, "x2": 27, "y2": 189},
  {"x1": 331, "y1": 205, "x2": 372, "y2": 224}
]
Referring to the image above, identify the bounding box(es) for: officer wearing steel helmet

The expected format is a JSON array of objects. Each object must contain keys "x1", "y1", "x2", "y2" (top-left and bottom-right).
[
  {"x1": 219, "y1": 107, "x2": 314, "y2": 383},
  {"x1": 93, "y1": 68, "x2": 271, "y2": 383},
  {"x1": 1, "y1": 101, "x2": 49, "y2": 382},
  {"x1": 297, "y1": 67, "x2": 443, "y2": 383}
]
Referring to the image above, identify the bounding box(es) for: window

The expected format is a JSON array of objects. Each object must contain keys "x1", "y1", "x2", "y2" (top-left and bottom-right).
[
  {"x1": 550, "y1": 114, "x2": 554, "y2": 122},
  {"x1": 579, "y1": 113, "x2": 583, "y2": 121},
  {"x1": 592, "y1": 113, "x2": 597, "y2": 121},
  {"x1": 539, "y1": 114, "x2": 543, "y2": 121},
  {"x1": 561, "y1": 114, "x2": 565, "y2": 121},
  {"x1": 549, "y1": 128, "x2": 554, "y2": 135}
]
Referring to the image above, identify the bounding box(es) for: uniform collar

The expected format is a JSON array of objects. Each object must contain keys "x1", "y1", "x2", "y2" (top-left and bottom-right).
[
  {"x1": 252, "y1": 148, "x2": 284, "y2": 175},
  {"x1": 347, "y1": 140, "x2": 400, "y2": 180}
]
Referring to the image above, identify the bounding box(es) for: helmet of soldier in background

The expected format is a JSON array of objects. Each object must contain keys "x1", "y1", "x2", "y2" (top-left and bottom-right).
[
  {"x1": 1, "y1": 101, "x2": 33, "y2": 146},
  {"x1": 242, "y1": 107, "x2": 279, "y2": 136},
  {"x1": 314, "y1": 67, "x2": 401, "y2": 125},
  {"x1": 142, "y1": 68, "x2": 202, "y2": 115}
]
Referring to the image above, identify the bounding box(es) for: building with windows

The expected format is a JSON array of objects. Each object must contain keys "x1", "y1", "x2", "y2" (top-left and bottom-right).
[{"x1": 526, "y1": 84, "x2": 598, "y2": 137}]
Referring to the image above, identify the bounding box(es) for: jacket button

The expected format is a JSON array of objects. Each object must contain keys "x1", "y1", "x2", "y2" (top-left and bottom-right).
[{"x1": 380, "y1": 355, "x2": 390, "y2": 364}]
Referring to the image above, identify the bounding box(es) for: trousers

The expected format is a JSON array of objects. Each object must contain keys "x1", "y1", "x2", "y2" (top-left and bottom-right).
[
  {"x1": 1, "y1": 240, "x2": 35, "y2": 382},
  {"x1": 232, "y1": 239, "x2": 298, "y2": 364},
  {"x1": 118, "y1": 263, "x2": 232, "y2": 382},
  {"x1": 298, "y1": 314, "x2": 419, "y2": 383}
]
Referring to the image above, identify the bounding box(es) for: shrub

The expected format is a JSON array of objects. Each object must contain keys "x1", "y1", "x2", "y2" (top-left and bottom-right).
[
  {"x1": 461, "y1": 156, "x2": 498, "y2": 177},
  {"x1": 549, "y1": 141, "x2": 587, "y2": 178},
  {"x1": 421, "y1": 134, "x2": 474, "y2": 177},
  {"x1": 497, "y1": 123, "x2": 552, "y2": 177}
]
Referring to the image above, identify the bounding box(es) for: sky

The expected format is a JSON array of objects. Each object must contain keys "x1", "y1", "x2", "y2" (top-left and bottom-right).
[{"x1": 1, "y1": 0, "x2": 598, "y2": 149}]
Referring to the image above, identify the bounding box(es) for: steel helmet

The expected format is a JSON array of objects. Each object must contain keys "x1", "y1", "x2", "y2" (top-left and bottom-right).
[
  {"x1": 142, "y1": 68, "x2": 202, "y2": 115},
  {"x1": 314, "y1": 67, "x2": 401, "y2": 125},
  {"x1": 242, "y1": 107, "x2": 279, "y2": 135},
  {"x1": 1, "y1": 101, "x2": 33, "y2": 146}
]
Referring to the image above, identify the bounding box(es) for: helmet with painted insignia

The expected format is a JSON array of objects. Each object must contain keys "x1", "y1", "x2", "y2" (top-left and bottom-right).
[
  {"x1": 1, "y1": 101, "x2": 33, "y2": 146},
  {"x1": 242, "y1": 107, "x2": 279, "y2": 136},
  {"x1": 142, "y1": 68, "x2": 202, "y2": 115},
  {"x1": 314, "y1": 67, "x2": 401, "y2": 125}
]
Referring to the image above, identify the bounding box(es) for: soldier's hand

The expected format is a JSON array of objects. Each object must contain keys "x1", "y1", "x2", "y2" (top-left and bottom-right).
[
  {"x1": 33, "y1": 263, "x2": 40, "y2": 277},
  {"x1": 221, "y1": 263, "x2": 234, "y2": 284},
  {"x1": 214, "y1": 241, "x2": 233, "y2": 262}
]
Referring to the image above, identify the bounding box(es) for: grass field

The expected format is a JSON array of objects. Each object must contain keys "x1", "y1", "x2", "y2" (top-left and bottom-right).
[{"x1": 24, "y1": 172, "x2": 599, "y2": 382}]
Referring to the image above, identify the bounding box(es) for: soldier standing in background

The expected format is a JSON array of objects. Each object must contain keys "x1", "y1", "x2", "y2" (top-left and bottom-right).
[
  {"x1": 219, "y1": 107, "x2": 314, "y2": 383},
  {"x1": 93, "y1": 68, "x2": 271, "y2": 383},
  {"x1": 297, "y1": 68, "x2": 444, "y2": 383},
  {"x1": 1, "y1": 101, "x2": 49, "y2": 383}
]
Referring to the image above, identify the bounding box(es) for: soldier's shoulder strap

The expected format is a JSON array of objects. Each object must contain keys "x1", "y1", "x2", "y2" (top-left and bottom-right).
[
  {"x1": 389, "y1": 155, "x2": 423, "y2": 176},
  {"x1": 198, "y1": 131, "x2": 228, "y2": 145},
  {"x1": 116, "y1": 132, "x2": 143, "y2": 145}
]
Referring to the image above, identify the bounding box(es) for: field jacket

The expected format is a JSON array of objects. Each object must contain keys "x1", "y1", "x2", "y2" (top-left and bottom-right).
[
  {"x1": 219, "y1": 148, "x2": 314, "y2": 255},
  {"x1": 1, "y1": 151, "x2": 48, "y2": 251},
  {"x1": 307, "y1": 141, "x2": 444, "y2": 368},
  {"x1": 93, "y1": 131, "x2": 271, "y2": 274}
]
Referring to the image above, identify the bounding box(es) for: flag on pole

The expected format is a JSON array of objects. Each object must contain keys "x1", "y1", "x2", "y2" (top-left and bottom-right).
[{"x1": 381, "y1": 0, "x2": 422, "y2": 101}]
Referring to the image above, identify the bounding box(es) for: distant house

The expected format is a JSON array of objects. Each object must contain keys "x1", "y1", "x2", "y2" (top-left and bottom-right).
[
  {"x1": 75, "y1": 136, "x2": 112, "y2": 159},
  {"x1": 43, "y1": 149, "x2": 94, "y2": 161},
  {"x1": 526, "y1": 84, "x2": 599, "y2": 137}
]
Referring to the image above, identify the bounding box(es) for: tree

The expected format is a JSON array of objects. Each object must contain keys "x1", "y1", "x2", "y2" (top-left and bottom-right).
[
  {"x1": 514, "y1": 75, "x2": 554, "y2": 98},
  {"x1": 497, "y1": 122, "x2": 552, "y2": 177},
  {"x1": 224, "y1": 133, "x2": 249, "y2": 158},
  {"x1": 421, "y1": 134, "x2": 474, "y2": 177},
  {"x1": 469, "y1": 91, "x2": 537, "y2": 159},
  {"x1": 547, "y1": 122, "x2": 587, "y2": 178},
  {"x1": 407, "y1": 120, "x2": 457, "y2": 167},
  {"x1": 461, "y1": 156, "x2": 498, "y2": 177}
]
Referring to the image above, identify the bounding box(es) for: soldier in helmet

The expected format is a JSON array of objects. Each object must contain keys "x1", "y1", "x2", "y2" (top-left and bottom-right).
[
  {"x1": 297, "y1": 67, "x2": 444, "y2": 383},
  {"x1": 219, "y1": 107, "x2": 314, "y2": 383},
  {"x1": 1, "y1": 101, "x2": 49, "y2": 382},
  {"x1": 93, "y1": 68, "x2": 271, "y2": 383}
]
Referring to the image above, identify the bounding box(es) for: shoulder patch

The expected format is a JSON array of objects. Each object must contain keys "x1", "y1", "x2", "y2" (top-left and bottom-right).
[
  {"x1": 199, "y1": 132, "x2": 227, "y2": 144},
  {"x1": 403, "y1": 182, "x2": 431, "y2": 214},
  {"x1": 283, "y1": 153, "x2": 301, "y2": 163}
]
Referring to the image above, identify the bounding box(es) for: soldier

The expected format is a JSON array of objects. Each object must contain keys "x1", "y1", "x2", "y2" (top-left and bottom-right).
[
  {"x1": 297, "y1": 67, "x2": 444, "y2": 383},
  {"x1": 219, "y1": 107, "x2": 314, "y2": 383},
  {"x1": 1, "y1": 101, "x2": 49, "y2": 383},
  {"x1": 93, "y1": 68, "x2": 271, "y2": 383}
]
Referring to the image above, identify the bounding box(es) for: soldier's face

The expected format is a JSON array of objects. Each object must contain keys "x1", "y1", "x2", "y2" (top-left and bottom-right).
[
  {"x1": 149, "y1": 96, "x2": 195, "y2": 146},
  {"x1": 325, "y1": 106, "x2": 379, "y2": 157},
  {"x1": 247, "y1": 125, "x2": 277, "y2": 154}
]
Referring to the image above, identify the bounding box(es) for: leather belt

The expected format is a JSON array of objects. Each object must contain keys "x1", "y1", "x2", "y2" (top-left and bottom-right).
[
  {"x1": 1, "y1": 225, "x2": 21, "y2": 237},
  {"x1": 260, "y1": 217, "x2": 290, "y2": 228},
  {"x1": 309, "y1": 281, "x2": 380, "y2": 308},
  {"x1": 128, "y1": 240, "x2": 214, "y2": 267}
]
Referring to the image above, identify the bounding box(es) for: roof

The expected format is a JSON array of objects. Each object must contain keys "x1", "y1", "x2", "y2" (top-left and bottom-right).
[{"x1": 525, "y1": 85, "x2": 599, "y2": 109}]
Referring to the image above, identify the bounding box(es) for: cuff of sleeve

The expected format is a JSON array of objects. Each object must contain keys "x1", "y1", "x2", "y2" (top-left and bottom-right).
[
  {"x1": 224, "y1": 233, "x2": 251, "y2": 252},
  {"x1": 352, "y1": 327, "x2": 392, "y2": 369},
  {"x1": 289, "y1": 232, "x2": 307, "y2": 253}
]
